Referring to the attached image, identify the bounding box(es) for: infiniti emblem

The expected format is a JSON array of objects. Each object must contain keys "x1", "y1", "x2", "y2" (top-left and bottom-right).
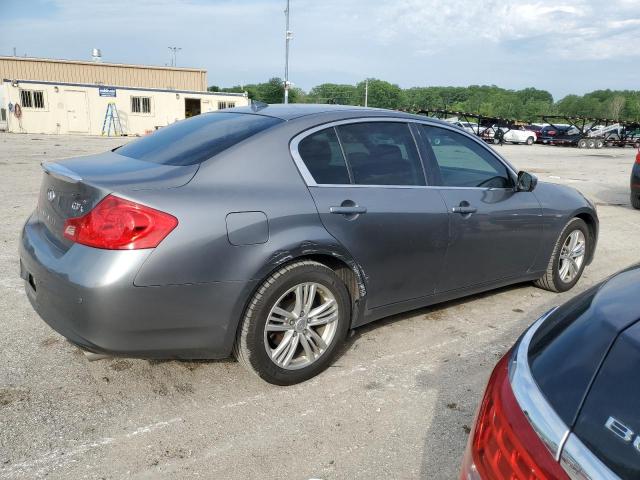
[{"x1": 47, "y1": 188, "x2": 56, "y2": 202}]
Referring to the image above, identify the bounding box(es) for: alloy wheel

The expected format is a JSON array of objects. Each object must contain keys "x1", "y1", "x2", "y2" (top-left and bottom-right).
[
  {"x1": 264, "y1": 282, "x2": 339, "y2": 370},
  {"x1": 558, "y1": 230, "x2": 586, "y2": 283}
]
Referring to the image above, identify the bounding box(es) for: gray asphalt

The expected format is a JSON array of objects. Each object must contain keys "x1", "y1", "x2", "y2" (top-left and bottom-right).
[{"x1": 1, "y1": 133, "x2": 638, "y2": 479}]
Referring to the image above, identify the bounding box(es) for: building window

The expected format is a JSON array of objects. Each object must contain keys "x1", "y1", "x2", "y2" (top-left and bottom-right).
[
  {"x1": 0, "y1": 108, "x2": 6, "y2": 122},
  {"x1": 218, "y1": 101, "x2": 227, "y2": 110},
  {"x1": 228, "y1": 102, "x2": 235, "y2": 108},
  {"x1": 131, "y1": 96, "x2": 151, "y2": 114},
  {"x1": 20, "y1": 90, "x2": 45, "y2": 109}
]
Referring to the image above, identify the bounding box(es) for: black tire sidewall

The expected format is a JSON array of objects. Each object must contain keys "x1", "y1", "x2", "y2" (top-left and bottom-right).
[
  {"x1": 244, "y1": 264, "x2": 351, "y2": 385},
  {"x1": 551, "y1": 219, "x2": 589, "y2": 292}
]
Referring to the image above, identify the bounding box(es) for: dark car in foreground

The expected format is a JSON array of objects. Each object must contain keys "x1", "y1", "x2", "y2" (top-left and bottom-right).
[
  {"x1": 461, "y1": 264, "x2": 640, "y2": 480},
  {"x1": 631, "y1": 149, "x2": 640, "y2": 209},
  {"x1": 20, "y1": 105, "x2": 598, "y2": 385}
]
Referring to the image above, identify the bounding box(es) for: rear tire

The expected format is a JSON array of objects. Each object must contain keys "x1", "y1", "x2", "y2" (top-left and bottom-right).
[
  {"x1": 596, "y1": 139, "x2": 604, "y2": 149},
  {"x1": 534, "y1": 218, "x2": 589, "y2": 293},
  {"x1": 587, "y1": 139, "x2": 596, "y2": 149},
  {"x1": 526, "y1": 136, "x2": 534, "y2": 145},
  {"x1": 234, "y1": 260, "x2": 351, "y2": 385},
  {"x1": 632, "y1": 193, "x2": 640, "y2": 210},
  {"x1": 578, "y1": 139, "x2": 588, "y2": 149}
]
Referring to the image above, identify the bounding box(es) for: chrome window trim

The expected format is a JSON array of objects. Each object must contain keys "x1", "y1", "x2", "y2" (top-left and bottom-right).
[
  {"x1": 288, "y1": 116, "x2": 518, "y2": 189},
  {"x1": 561, "y1": 434, "x2": 620, "y2": 480},
  {"x1": 509, "y1": 306, "x2": 570, "y2": 460}
]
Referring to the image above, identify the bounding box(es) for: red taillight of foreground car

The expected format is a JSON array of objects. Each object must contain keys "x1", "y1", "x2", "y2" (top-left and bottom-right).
[
  {"x1": 63, "y1": 194, "x2": 178, "y2": 250},
  {"x1": 460, "y1": 352, "x2": 569, "y2": 480}
]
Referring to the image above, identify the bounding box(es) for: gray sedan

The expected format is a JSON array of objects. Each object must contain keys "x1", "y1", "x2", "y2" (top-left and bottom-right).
[{"x1": 19, "y1": 105, "x2": 598, "y2": 385}]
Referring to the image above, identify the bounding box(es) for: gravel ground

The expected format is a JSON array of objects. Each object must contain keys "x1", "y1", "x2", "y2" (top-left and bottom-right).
[{"x1": 0, "y1": 133, "x2": 638, "y2": 480}]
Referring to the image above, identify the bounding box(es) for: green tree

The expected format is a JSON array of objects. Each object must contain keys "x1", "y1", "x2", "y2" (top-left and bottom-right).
[
  {"x1": 307, "y1": 83, "x2": 359, "y2": 105},
  {"x1": 356, "y1": 78, "x2": 404, "y2": 109}
]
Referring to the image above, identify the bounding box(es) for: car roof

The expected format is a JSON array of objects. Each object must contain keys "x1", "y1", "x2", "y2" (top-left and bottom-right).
[{"x1": 223, "y1": 103, "x2": 441, "y2": 123}]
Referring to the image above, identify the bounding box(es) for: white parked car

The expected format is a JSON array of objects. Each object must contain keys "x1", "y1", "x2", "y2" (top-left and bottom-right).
[
  {"x1": 449, "y1": 121, "x2": 483, "y2": 135},
  {"x1": 484, "y1": 125, "x2": 537, "y2": 145}
]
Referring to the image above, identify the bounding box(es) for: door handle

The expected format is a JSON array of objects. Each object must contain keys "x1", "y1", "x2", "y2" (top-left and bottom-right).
[
  {"x1": 330, "y1": 206, "x2": 367, "y2": 215},
  {"x1": 451, "y1": 206, "x2": 477, "y2": 214}
]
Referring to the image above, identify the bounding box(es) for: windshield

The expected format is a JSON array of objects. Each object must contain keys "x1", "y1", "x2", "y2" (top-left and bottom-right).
[{"x1": 116, "y1": 112, "x2": 283, "y2": 166}]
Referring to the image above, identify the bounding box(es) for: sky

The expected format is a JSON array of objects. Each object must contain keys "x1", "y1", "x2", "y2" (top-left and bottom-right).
[{"x1": 1, "y1": 0, "x2": 639, "y2": 100}]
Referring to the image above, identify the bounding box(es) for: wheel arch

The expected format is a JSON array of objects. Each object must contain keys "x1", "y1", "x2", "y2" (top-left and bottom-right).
[
  {"x1": 232, "y1": 246, "x2": 368, "y2": 348},
  {"x1": 573, "y1": 210, "x2": 598, "y2": 264}
]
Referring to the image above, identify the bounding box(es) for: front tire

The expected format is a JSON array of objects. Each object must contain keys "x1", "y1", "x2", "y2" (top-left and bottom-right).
[
  {"x1": 234, "y1": 260, "x2": 351, "y2": 385},
  {"x1": 534, "y1": 218, "x2": 589, "y2": 292},
  {"x1": 526, "y1": 136, "x2": 534, "y2": 145},
  {"x1": 632, "y1": 193, "x2": 640, "y2": 210}
]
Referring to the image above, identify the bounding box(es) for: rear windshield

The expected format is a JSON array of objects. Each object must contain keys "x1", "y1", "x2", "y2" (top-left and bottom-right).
[{"x1": 116, "y1": 113, "x2": 283, "y2": 166}]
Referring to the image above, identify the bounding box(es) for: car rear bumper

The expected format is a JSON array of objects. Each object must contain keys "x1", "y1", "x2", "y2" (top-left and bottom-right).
[{"x1": 20, "y1": 214, "x2": 254, "y2": 359}]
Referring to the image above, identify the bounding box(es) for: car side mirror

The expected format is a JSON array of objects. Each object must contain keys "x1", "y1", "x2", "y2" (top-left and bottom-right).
[{"x1": 516, "y1": 171, "x2": 538, "y2": 192}]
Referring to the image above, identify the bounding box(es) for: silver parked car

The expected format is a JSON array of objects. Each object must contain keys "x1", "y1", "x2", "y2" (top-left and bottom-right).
[{"x1": 20, "y1": 105, "x2": 598, "y2": 385}]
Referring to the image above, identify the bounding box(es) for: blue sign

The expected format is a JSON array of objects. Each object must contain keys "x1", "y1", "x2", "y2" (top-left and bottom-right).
[{"x1": 99, "y1": 87, "x2": 116, "y2": 97}]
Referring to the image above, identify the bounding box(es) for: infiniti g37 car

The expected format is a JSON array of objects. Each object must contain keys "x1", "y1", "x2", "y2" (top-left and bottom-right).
[
  {"x1": 19, "y1": 105, "x2": 598, "y2": 385},
  {"x1": 461, "y1": 264, "x2": 640, "y2": 480}
]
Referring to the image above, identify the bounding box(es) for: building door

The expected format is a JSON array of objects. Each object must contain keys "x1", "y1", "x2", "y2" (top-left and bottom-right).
[
  {"x1": 185, "y1": 98, "x2": 201, "y2": 118},
  {"x1": 64, "y1": 90, "x2": 89, "y2": 133}
]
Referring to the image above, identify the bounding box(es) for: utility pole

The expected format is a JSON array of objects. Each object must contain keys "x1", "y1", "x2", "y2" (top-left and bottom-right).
[
  {"x1": 364, "y1": 79, "x2": 369, "y2": 107},
  {"x1": 168, "y1": 46, "x2": 182, "y2": 67},
  {"x1": 283, "y1": 0, "x2": 292, "y2": 104},
  {"x1": 13, "y1": 47, "x2": 17, "y2": 57}
]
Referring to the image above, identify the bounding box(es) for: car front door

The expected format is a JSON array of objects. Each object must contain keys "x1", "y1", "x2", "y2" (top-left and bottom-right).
[
  {"x1": 415, "y1": 124, "x2": 544, "y2": 293},
  {"x1": 291, "y1": 120, "x2": 449, "y2": 308}
]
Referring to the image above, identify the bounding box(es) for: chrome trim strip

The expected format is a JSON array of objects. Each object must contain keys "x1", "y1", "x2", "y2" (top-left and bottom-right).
[
  {"x1": 288, "y1": 116, "x2": 518, "y2": 188},
  {"x1": 561, "y1": 433, "x2": 620, "y2": 480},
  {"x1": 510, "y1": 306, "x2": 570, "y2": 460},
  {"x1": 41, "y1": 161, "x2": 82, "y2": 184}
]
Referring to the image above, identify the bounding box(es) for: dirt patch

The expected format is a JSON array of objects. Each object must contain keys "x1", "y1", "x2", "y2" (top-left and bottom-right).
[
  {"x1": 0, "y1": 388, "x2": 29, "y2": 407},
  {"x1": 40, "y1": 337, "x2": 60, "y2": 347},
  {"x1": 110, "y1": 360, "x2": 133, "y2": 372},
  {"x1": 174, "y1": 383, "x2": 195, "y2": 394}
]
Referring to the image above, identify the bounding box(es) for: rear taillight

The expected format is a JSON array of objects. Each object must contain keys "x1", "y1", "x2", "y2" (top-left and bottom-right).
[
  {"x1": 63, "y1": 194, "x2": 177, "y2": 250},
  {"x1": 460, "y1": 352, "x2": 569, "y2": 480},
  {"x1": 635, "y1": 150, "x2": 640, "y2": 164}
]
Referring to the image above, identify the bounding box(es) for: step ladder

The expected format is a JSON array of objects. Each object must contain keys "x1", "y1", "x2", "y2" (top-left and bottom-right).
[{"x1": 101, "y1": 102, "x2": 123, "y2": 136}]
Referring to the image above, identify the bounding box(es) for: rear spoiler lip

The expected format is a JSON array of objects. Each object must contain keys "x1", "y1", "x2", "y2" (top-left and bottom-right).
[{"x1": 41, "y1": 161, "x2": 83, "y2": 184}]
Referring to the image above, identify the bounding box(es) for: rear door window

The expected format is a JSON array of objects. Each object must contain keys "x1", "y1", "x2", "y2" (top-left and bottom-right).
[
  {"x1": 297, "y1": 128, "x2": 351, "y2": 184},
  {"x1": 336, "y1": 122, "x2": 426, "y2": 186},
  {"x1": 419, "y1": 125, "x2": 511, "y2": 188},
  {"x1": 116, "y1": 112, "x2": 283, "y2": 166}
]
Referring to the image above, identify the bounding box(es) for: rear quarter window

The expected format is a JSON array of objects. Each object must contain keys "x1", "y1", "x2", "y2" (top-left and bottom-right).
[{"x1": 116, "y1": 112, "x2": 283, "y2": 166}]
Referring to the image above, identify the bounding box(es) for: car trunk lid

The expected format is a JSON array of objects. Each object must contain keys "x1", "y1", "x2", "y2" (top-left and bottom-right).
[{"x1": 37, "y1": 152, "x2": 197, "y2": 248}]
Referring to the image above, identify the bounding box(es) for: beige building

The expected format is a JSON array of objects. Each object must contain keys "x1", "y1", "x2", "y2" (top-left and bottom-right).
[{"x1": 0, "y1": 56, "x2": 249, "y2": 135}]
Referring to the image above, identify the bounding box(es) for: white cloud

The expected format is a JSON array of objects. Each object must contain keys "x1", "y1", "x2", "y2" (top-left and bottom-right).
[
  {"x1": 1, "y1": 0, "x2": 639, "y2": 97},
  {"x1": 366, "y1": 0, "x2": 640, "y2": 60}
]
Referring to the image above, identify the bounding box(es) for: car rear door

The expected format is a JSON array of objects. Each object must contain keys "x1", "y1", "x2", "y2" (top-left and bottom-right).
[
  {"x1": 415, "y1": 124, "x2": 543, "y2": 292},
  {"x1": 291, "y1": 119, "x2": 449, "y2": 309}
]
